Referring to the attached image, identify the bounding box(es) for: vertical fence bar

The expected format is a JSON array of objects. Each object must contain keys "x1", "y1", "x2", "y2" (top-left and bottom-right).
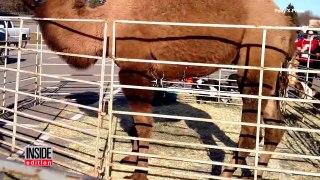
[
  {"x1": 1, "y1": 20, "x2": 9, "y2": 113},
  {"x1": 11, "y1": 18, "x2": 24, "y2": 153},
  {"x1": 253, "y1": 29, "x2": 267, "y2": 179},
  {"x1": 38, "y1": 30, "x2": 44, "y2": 101},
  {"x1": 305, "y1": 35, "x2": 314, "y2": 87},
  {"x1": 218, "y1": 69, "x2": 222, "y2": 103},
  {"x1": 95, "y1": 20, "x2": 108, "y2": 177},
  {"x1": 34, "y1": 24, "x2": 40, "y2": 104},
  {"x1": 105, "y1": 21, "x2": 117, "y2": 179}
]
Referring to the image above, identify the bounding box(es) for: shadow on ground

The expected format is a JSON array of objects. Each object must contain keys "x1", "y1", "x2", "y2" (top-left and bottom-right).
[
  {"x1": 0, "y1": 121, "x2": 5, "y2": 152},
  {"x1": 65, "y1": 91, "x2": 238, "y2": 176},
  {"x1": 0, "y1": 58, "x2": 26, "y2": 65},
  {"x1": 283, "y1": 104, "x2": 320, "y2": 168}
]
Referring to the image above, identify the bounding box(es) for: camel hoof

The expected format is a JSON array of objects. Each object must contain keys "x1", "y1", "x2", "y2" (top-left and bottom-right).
[
  {"x1": 241, "y1": 170, "x2": 253, "y2": 177},
  {"x1": 120, "y1": 155, "x2": 137, "y2": 165},
  {"x1": 125, "y1": 172, "x2": 148, "y2": 180}
]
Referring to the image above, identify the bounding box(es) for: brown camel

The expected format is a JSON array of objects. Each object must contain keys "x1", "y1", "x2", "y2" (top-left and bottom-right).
[{"x1": 22, "y1": 0, "x2": 295, "y2": 179}]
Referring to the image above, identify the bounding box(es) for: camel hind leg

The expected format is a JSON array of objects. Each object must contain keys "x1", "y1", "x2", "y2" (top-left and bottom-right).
[
  {"x1": 257, "y1": 99, "x2": 285, "y2": 178},
  {"x1": 119, "y1": 70, "x2": 154, "y2": 180},
  {"x1": 221, "y1": 79, "x2": 263, "y2": 177},
  {"x1": 222, "y1": 68, "x2": 285, "y2": 178}
]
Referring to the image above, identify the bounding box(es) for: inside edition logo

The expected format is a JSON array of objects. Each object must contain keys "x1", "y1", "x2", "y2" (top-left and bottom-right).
[{"x1": 24, "y1": 146, "x2": 53, "y2": 166}]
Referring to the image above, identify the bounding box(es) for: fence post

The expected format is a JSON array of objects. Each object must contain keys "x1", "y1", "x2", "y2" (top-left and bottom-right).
[
  {"x1": 95, "y1": 20, "x2": 108, "y2": 177},
  {"x1": 253, "y1": 28, "x2": 267, "y2": 180},
  {"x1": 218, "y1": 69, "x2": 222, "y2": 103},
  {"x1": 305, "y1": 36, "x2": 313, "y2": 87},
  {"x1": 37, "y1": 29, "x2": 44, "y2": 102},
  {"x1": 1, "y1": 20, "x2": 9, "y2": 113},
  {"x1": 11, "y1": 18, "x2": 24, "y2": 153},
  {"x1": 105, "y1": 20, "x2": 117, "y2": 179},
  {"x1": 35, "y1": 24, "x2": 41, "y2": 104}
]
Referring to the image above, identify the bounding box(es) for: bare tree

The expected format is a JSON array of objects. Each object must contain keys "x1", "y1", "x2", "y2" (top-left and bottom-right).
[
  {"x1": 284, "y1": 3, "x2": 299, "y2": 25},
  {"x1": 298, "y1": 10, "x2": 320, "y2": 26},
  {"x1": 0, "y1": 0, "x2": 30, "y2": 14}
]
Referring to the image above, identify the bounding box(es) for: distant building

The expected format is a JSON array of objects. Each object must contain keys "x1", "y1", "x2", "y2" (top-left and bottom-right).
[{"x1": 309, "y1": 19, "x2": 320, "y2": 27}]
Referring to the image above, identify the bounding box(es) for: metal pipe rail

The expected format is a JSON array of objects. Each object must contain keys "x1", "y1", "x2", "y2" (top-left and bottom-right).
[
  {"x1": 0, "y1": 16, "x2": 106, "y2": 23},
  {"x1": 111, "y1": 150, "x2": 320, "y2": 177},
  {"x1": 190, "y1": 83, "x2": 239, "y2": 90},
  {"x1": 20, "y1": 64, "x2": 38, "y2": 69},
  {"x1": 112, "y1": 135, "x2": 320, "y2": 161},
  {"x1": 41, "y1": 63, "x2": 114, "y2": 66},
  {"x1": 0, "y1": 118, "x2": 96, "y2": 151},
  {"x1": 0, "y1": 86, "x2": 99, "y2": 111},
  {"x1": 0, "y1": 66, "x2": 101, "y2": 86},
  {"x1": 0, "y1": 76, "x2": 36, "y2": 86},
  {"x1": 111, "y1": 163, "x2": 241, "y2": 180},
  {"x1": 115, "y1": 57, "x2": 320, "y2": 74},
  {"x1": 0, "y1": 105, "x2": 104, "y2": 138},
  {"x1": 113, "y1": 110, "x2": 320, "y2": 134},
  {"x1": 114, "y1": 84, "x2": 320, "y2": 104},
  {"x1": 1, "y1": 46, "x2": 105, "y2": 60},
  {"x1": 40, "y1": 74, "x2": 114, "y2": 77},
  {"x1": 114, "y1": 20, "x2": 320, "y2": 31}
]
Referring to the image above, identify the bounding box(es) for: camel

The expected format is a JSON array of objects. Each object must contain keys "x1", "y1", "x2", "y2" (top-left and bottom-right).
[{"x1": 22, "y1": 0, "x2": 296, "y2": 179}]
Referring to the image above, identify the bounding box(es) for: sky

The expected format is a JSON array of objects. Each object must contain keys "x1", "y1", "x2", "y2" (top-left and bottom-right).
[{"x1": 274, "y1": 0, "x2": 320, "y2": 16}]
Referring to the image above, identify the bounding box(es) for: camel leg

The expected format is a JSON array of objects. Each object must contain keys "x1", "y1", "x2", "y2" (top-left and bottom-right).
[
  {"x1": 222, "y1": 70, "x2": 283, "y2": 178},
  {"x1": 120, "y1": 125, "x2": 139, "y2": 164},
  {"x1": 119, "y1": 70, "x2": 154, "y2": 180},
  {"x1": 221, "y1": 89, "x2": 263, "y2": 177},
  {"x1": 257, "y1": 99, "x2": 285, "y2": 178}
]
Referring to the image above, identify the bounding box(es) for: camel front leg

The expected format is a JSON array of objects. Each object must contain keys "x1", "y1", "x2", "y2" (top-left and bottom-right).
[{"x1": 119, "y1": 70, "x2": 154, "y2": 180}]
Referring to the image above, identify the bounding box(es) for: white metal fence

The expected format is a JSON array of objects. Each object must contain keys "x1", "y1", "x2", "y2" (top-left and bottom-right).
[{"x1": 0, "y1": 17, "x2": 319, "y2": 180}]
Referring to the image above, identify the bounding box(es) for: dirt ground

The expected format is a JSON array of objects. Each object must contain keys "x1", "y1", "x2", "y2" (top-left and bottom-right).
[
  {"x1": 22, "y1": 92, "x2": 318, "y2": 180},
  {"x1": 1, "y1": 93, "x2": 319, "y2": 180}
]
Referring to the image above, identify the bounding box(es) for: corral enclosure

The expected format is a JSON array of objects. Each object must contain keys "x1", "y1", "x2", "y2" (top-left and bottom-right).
[{"x1": 0, "y1": 17, "x2": 319, "y2": 180}]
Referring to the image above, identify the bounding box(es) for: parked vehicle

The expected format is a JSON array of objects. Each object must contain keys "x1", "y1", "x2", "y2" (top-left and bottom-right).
[
  {"x1": 0, "y1": 19, "x2": 30, "y2": 48},
  {"x1": 192, "y1": 74, "x2": 237, "y2": 104}
]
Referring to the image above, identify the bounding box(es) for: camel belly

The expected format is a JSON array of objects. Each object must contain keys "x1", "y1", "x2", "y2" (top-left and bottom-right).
[
  {"x1": 115, "y1": 39, "x2": 239, "y2": 80},
  {"x1": 152, "y1": 40, "x2": 239, "y2": 79}
]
